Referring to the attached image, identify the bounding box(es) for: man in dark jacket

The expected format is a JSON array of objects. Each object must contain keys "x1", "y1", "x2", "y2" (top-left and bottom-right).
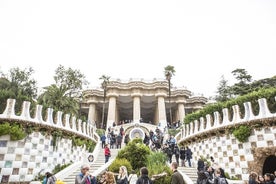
[
  {"x1": 136, "y1": 167, "x2": 153, "y2": 184},
  {"x1": 171, "y1": 162, "x2": 185, "y2": 184}
]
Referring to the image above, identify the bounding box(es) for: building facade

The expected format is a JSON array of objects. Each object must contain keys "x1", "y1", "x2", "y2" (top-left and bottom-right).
[{"x1": 80, "y1": 79, "x2": 207, "y2": 130}]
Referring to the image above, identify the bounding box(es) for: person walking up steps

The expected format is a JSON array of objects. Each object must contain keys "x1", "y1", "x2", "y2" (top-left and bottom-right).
[
  {"x1": 104, "y1": 144, "x2": 111, "y2": 163},
  {"x1": 171, "y1": 162, "x2": 185, "y2": 184}
]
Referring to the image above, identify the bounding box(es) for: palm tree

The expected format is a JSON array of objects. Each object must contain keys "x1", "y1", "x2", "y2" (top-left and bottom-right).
[
  {"x1": 99, "y1": 75, "x2": 110, "y2": 129},
  {"x1": 38, "y1": 84, "x2": 79, "y2": 116},
  {"x1": 164, "y1": 65, "x2": 176, "y2": 125}
]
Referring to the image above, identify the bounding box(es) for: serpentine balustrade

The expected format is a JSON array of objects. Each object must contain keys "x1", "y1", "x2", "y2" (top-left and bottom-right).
[
  {"x1": 176, "y1": 97, "x2": 276, "y2": 181},
  {"x1": 0, "y1": 97, "x2": 275, "y2": 182},
  {"x1": 0, "y1": 98, "x2": 98, "y2": 183}
]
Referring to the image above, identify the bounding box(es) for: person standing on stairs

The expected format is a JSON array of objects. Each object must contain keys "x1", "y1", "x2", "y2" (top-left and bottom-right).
[
  {"x1": 171, "y1": 162, "x2": 185, "y2": 184},
  {"x1": 185, "y1": 146, "x2": 193, "y2": 167},
  {"x1": 101, "y1": 134, "x2": 107, "y2": 149},
  {"x1": 104, "y1": 144, "x2": 111, "y2": 163}
]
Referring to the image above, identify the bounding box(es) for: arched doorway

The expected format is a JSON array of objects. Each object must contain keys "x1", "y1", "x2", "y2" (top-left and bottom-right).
[
  {"x1": 263, "y1": 155, "x2": 276, "y2": 175},
  {"x1": 248, "y1": 147, "x2": 276, "y2": 175}
]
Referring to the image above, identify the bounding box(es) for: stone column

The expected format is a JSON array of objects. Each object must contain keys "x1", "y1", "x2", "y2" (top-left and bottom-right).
[
  {"x1": 88, "y1": 103, "x2": 96, "y2": 124},
  {"x1": 178, "y1": 103, "x2": 185, "y2": 123},
  {"x1": 133, "y1": 96, "x2": 141, "y2": 123},
  {"x1": 157, "y1": 95, "x2": 167, "y2": 130},
  {"x1": 107, "y1": 96, "x2": 117, "y2": 129}
]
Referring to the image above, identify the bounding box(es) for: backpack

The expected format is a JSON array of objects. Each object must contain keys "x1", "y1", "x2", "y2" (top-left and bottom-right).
[
  {"x1": 218, "y1": 177, "x2": 227, "y2": 184},
  {"x1": 142, "y1": 178, "x2": 150, "y2": 184}
]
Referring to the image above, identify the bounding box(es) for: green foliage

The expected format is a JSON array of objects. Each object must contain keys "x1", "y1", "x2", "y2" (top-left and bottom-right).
[
  {"x1": 147, "y1": 152, "x2": 170, "y2": 175},
  {"x1": 9, "y1": 124, "x2": 26, "y2": 140},
  {"x1": 168, "y1": 128, "x2": 180, "y2": 136},
  {"x1": 0, "y1": 122, "x2": 26, "y2": 140},
  {"x1": 147, "y1": 152, "x2": 167, "y2": 168},
  {"x1": 84, "y1": 139, "x2": 96, "y2": 152},
  {"x1": 52, "y1": 162, "x2": 73, "y2": 174},
  {"x1": 108, "y1": 158, "x2": 132, "y2": 173},
  {"x1": 117, "y1": 138, "x2": 150, "y2": 170},
  {"x1": 96, "y1": 129, "x2": 106, "y2": 136},
  {"x1": 0, "y1": 122, "x2": 10, "y2": 136},
  {"x1": 232, "y1": 125, "x2": 251, "y2": 143},
  {"x1": 8, "y1": 67, "x2": 38, "y2": 99},
  {"x1": 52, "y1": 130, "x2": 63, "y2": 151},
  {"x1": 184, "y1": 87, "x2": 276, "y2": 124},
  {"x1": 54, "y1": 65, "x2": 88, "y2": 96},
  {"x1": 152, "y1": 169, "x2": 172, "y2": 184},
  {"x1": 147, "y1": 152, "x2": 172, "y2": 184}
]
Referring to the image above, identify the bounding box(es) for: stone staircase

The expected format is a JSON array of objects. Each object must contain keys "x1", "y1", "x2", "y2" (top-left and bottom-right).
[
  {"x1": 62, "y1": 148, "x2": 120, "y2": 184},
  {"x1": 171, "y1": 156, "x2": 198, "y2": 184},
  {"x1": 178, "y1": 166, "x2": 198, "y2": 184}
]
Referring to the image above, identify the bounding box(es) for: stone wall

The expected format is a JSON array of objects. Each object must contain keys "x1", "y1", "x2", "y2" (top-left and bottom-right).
[
  {"x1": 189, "y1": 126, "x2": 276, "y2": 181},
  {"x1": 0, "y1": 132, "x2": 90, "y2": 183}
]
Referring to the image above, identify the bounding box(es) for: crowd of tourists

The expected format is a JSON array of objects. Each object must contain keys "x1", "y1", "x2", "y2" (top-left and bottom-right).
[{"x1": 73, "y1": 162, "x2": 185, "y2": 184}]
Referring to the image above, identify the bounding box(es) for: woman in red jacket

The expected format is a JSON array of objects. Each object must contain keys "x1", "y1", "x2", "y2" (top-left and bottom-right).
[{"x1": 104, "y1": 144, "x2": 111, "y2": 163}]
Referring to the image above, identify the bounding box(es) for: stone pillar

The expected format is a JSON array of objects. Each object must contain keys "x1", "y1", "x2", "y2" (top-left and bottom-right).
[
  {"x1": 178, "y1": 103, "x2": 185, "y2": 123},
  {"x1": 88, "y1": 103, "x2": 96, "y2": 124},
  {"x1": 154, "y1": 104, "x2": 159, "y2": 124},
  {"x1": 133, "y1": 96, "x2": 141, "y2": 123},
  {"x1": 115, "y1": 106, "x2": 119, "y2": 124},
  {"x1": 107, "y1": 96, "x2": 117, "y2": 129},
  {"x1": 157, "y1": 95, "x2": 167, "y2": 130}
]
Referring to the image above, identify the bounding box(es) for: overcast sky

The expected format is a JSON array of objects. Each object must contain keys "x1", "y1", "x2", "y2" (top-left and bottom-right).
[{"x1": 0, "y1": 0, "x2": 276, "y2": 97}]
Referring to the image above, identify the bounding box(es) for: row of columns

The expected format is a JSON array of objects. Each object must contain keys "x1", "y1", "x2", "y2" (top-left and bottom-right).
[{"x1": 87, "y1": 95, "x2": 186, "y2": 130}]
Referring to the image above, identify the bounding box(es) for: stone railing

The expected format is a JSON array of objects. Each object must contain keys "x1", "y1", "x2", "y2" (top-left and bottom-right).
[
  {"x1": 178, "y1": 97, "x2": 276, "y2": 142},
  {"x1": 0, "y1": 99, "x2": 98, "y2": 142}
]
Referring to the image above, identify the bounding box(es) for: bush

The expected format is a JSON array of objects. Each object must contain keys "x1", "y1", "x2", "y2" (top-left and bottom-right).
[
  {"x1": 232, "y1": 125, "x2": 251, "y2": 143},
  {"x1": 147, "y1": 152, "x2": 173, "y2": 184},
  {"x1": 117, "y1": 138, "x2": 150, "y2": 170},
  {"x1": 0, "y1": 122, "x2": 26, "y2": 140},
  {"x1": 108, "y1": 158, "x2": 132, "y2": 173}
]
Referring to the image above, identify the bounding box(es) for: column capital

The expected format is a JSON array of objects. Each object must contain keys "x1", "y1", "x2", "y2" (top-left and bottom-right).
[
  {"x1": 155, "y1": 93, "x2": 167, "y2": 98},
  {"x1": 131, "y1": 93, "x2": 142, "y2": 97},
  {"x1": 175, "y1": 100, "x2": 186, "y2": 104},
  {"x1": 106, "y1": 93, "x2": 119, "y2": 98}
]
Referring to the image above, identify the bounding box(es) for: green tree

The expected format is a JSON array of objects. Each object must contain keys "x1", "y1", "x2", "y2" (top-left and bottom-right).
[
  {"x1": 0, "y1": 67, "x2": 37, "y2": 114},
  {"x1": 9, "y1": 67, "x2": 37, "y2": 99},
  {"x1": 230, "y1": 68, "x2": 252, "y2": 96},
  {"x1": 164, "y1": 65, "x2": 175, "y2": 124},
  {"x1": 215, "y1": 75, "x2": 231, "y2": 102},
  {"x1": 54, "y1": 65, "x2": 88, "y2": 97},
  {"x1": 38, "y1": 84, "x2": 79, "y2": 116},
  {"x1": 38, "y1": 65, "x2": 87, "y2": 117}
]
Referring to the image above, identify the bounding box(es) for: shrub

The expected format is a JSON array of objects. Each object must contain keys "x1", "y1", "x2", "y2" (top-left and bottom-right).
[
  {"x1": 108, "y1": 158, "x2": 132, "y2": 173},
  {"x1": 117, "y1": 138, "x2": 150, "y2": 170},
  {"x1": 147, "y1": 152, "x2": 172, "y2": 184},
  {"x1": 232, "y1": 125, "x2": 251, "y2": 143}
]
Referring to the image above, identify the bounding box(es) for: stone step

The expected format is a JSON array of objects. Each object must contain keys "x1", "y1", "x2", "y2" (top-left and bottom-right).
[{"x1": 62, "y1": 148, "x2": 121, "y2": 184}]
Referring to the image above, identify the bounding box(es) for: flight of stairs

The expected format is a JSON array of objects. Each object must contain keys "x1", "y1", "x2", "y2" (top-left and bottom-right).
[
  {"x1": 62, "y1": 147, "x2": 120, "y2": 184},
  {"x1": 178, "y1": 166, "x2": 198, "y2": 184},
  {"x1": 171, "y1": 156, "x2": 198, "y2": 184}
]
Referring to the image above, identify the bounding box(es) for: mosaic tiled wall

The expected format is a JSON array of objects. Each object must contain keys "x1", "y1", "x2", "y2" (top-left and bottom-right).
[
  {"x1": 0, "y1": 132, "x2": 89, "y2": 183},
  {"x1": 190, "y1": 126, "x2": 276, "y2": 181}
]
